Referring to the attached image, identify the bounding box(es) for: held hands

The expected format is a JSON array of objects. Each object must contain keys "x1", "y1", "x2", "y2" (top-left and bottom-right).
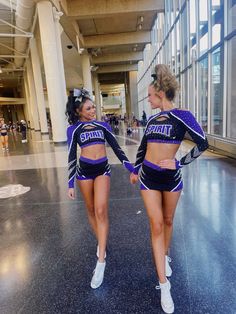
[
  {"x1": 158, "y1": 159, "x2": 176, "y2": 170},
  {"x1": 68, "y1": 188, "x2": 75, "y2": 200},
  {"x1": 130, "y1": 173, "x2": 139, "y2": 184}
]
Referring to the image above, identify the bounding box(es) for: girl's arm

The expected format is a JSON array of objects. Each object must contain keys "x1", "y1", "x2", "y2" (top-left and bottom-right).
[
  {"x1": 67, "y1": 125, "x2": 79, "y2": 189},
  {"x1": 99, "y1": 122, "x2": 134, "y2": 173},
  {"x1": 171, "y1": 110, "x2": 209, "y2": 169}
]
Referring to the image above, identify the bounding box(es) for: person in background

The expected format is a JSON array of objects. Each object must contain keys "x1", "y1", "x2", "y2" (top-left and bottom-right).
[
  {"x1": 0, "y1": 118, "x2": 9, "y2": 152},
  {"x1": 66, "y1": 88, "x2": 133, "y2": 290},
  {"x1": 20, "y1": 120, "x2": 27, "y2": 143},
  {"x1": 142, "y1": 110, "x2": 147, "y2": 126},
  {"x1": 130, "y1": 64, "x2": 208, "y2": 313}
]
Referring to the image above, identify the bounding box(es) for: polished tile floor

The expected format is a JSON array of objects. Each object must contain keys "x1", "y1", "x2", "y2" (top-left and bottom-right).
[{"x1": 0, "y1": 127, "x2": 236, "y2": 314}]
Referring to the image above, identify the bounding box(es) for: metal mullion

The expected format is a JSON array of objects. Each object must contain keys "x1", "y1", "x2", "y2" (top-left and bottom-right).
[
  {"x1": 223, "y1": 0, "x2": 228, "y2": 138},
  {"x1": 207, "y1": 0, "x2": 212, "y2": 135}
]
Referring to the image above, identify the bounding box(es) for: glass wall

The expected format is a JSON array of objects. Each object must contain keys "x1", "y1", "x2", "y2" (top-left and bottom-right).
[
  {"x1": 181, "y1": 5, "x2": 188, "y2": 69},
  {"x1": 228, "y1": 0, "x2": 236, "y2": 34},
  {"x1": 199, "y1": 57, "x2": 208, "y2": 132},
  {"x1": 211, "y1": 47, "x2": 224, "y2": 135},
  {"x1": 137, "y1": 0, "x2": 236, "y2": 146},
  {"x1": 227, "y1": 36, "x2": 236, "y2": 139},
  {"x1": 189, "y1": 0, "x2": 197, "y2": 56},
  {"x1": 199, "y1": 0, "x2": 208, "y2": 55},
  {"x1": 212, "y1": 0, "x2": 224, "y2": 47}
]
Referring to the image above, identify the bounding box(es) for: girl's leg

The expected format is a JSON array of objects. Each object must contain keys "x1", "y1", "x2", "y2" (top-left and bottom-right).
[
  {"x1": 94, "y1": 175, "x2": 110, "y2": 263},
  {"x1": 162, "y1": 191, "x2": 181, "y2": 254},
  {"x1": 78, "y1": 179, "x2": 97, "y2": 238},
  {"x1": 142, "y1": 189, "x2": 174, "y2": 313},
  {"x1": 5, "y1": 135, "x2": 9, "y2": 149},
  {"x1": 1, "y1": 136, "x2": 5, "y2": 149},
  {"x1": 141, "y1": 190, "x2": 166, "y2": 283}
]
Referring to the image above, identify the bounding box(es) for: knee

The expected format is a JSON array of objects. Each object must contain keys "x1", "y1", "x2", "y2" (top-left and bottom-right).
[
  {"x1": 164, "y1": 217, "x2": 174, "y2": 227},
  {"x1": 95, "y1": 206, "x2": 107, "y2": 221},
  {"x1": 86, "y1": 204, "x2": 95, "y2": 216},
  {"x1": 151, "y1": 221, "x2": 164, "y2": 237}
]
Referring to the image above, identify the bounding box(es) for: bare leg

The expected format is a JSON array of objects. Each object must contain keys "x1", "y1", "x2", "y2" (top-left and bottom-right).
[
  {"x1": 78, "y1": 179, "x2": 97, "y2": 238},
  {"x1": 94, "y1": 175, "x2": 110, "y2": 263},
  {"x1": 141, "y1": 190, "x2": 166, "y2": 283},
  {"x1": 162, "y1": 191, "x2": 181, "y2": 254},
  {"x1": 1, "y1": 136, "x2": 5, "y2": 149},
  {"x1": 5, "y1": 135, "x2": 8, "y2": 149}
]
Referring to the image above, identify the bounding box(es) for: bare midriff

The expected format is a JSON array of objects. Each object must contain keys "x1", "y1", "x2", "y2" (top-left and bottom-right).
[
  {"x1": 80, "y1": 144, "x2": 107, "y2": 160},
  {"x1": 145, "y1": 142, "x2": 180, "y2": 164}
]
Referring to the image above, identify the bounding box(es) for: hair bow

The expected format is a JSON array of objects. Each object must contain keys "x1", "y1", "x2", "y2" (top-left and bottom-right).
[
  {"x1": 73, "y1": 88, "x2": 90, "y2": 102},
  {"x1": 151, "y1": 73, "x2": 157, "y2": 81}
]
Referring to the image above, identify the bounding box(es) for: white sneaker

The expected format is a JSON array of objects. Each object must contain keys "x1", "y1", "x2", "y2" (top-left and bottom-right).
[
  {"x1": 159, "y1": 279, "x2": 174, "y2": 313},
  {"x1": 96, "y1": 245, "x2": 106, "y2": 259},
  {"x1": 90, "y1": 260, "x2": 106, "y2": 289},
  {"x1": 165, "y1": 255, "x2": 172, "y2": 277}
]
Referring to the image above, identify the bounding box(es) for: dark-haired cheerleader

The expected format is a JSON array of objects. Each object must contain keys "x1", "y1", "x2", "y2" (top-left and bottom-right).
[{"x1": 66, "y1": 88, "x2": 133, "y2": 289}]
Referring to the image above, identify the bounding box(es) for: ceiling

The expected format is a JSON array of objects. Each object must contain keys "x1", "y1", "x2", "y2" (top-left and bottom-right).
[
  {"x1": 0, "y1": 1, "x2": 22, "y2": 95},
  {"x1": 60, "y1": 0, "x2": 164, "y2": 87},
  {"x1": 0, "y1": 0, "x2": 164, "y2": 98}
]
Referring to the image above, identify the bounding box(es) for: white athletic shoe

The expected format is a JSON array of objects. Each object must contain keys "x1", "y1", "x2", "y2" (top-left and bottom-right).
[
  {"x1": 159, "y1": 279, "x2": 174, "y2": 313},
  {"x1": 96, "y1": 245, "x2": 106, "y2": 259},
  {"x1": 90, "y1": 260, "x2": 106, "y2": 289},
  {"x1": 165, "y1": 256, "x2": 172, "y2": 277}
]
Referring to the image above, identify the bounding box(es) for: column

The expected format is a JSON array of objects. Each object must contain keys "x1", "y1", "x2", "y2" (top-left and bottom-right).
[
  {"x1": 129, "y1": 71, "x2": 138, "y2": 119},
  {"x1": 37, "y1": 1, "x2": 67, "y2": 143},
  {"x1": 30, "y1": 38, "x2": 48, "y2": 134},
  {"x1": 93, "y1": 73, "x2": 102, "y2": 120},
  {"x1": 53, "y1": 7, "x2": 67, "y2": 109},
  {"x1": 26, "y1": 61, "x2": 40, "y2": 131},
  {"x1": 23, "y1": 75, "x2": 33, "y2": 129},
  {"x1": 125, "y1": 72, "x2": 131, "y2": 119},
  {"x1": 81, "y1": 53, "x2": 93, "y2": 95}
]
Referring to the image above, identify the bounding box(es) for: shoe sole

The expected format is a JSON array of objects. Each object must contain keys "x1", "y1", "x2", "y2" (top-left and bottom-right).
[
  {"x1": 90, "y1": 282, "x2": 103, "y2": 289},
  {"x1": 161, "y1": 303, "x2": 174, "y2": 314}
]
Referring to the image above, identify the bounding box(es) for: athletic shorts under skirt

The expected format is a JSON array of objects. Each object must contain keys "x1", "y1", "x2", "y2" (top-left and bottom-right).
[
  {"x1": 139, "y1": 159, "x2": 183, "y2": 192},
  {"x1": 76, "y1": 156, "x2": 111, "y2": 180}
]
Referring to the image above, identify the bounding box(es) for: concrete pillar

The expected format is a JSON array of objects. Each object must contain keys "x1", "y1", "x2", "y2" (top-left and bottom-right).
[
  {"x1": 125, "y1": 72, "x2": 131, "y2": 119},
  {"x1": 129, "y1": 71, "x2": 138, "y2": 118},
  {"x1": 30, "y1": 38, "x2": 48, "y2": 134},
  {"x1": 53, "y1": 7, "x2": 67, "y2": 108},
  {"x1": 23, "y1": 75, "x2": 33, "y2": 128},
  {"x1": 81, "y1": 53, "x2": 93, "y2": 94},
  {"x1": 93, "y1": 73, "x2": 102, "y2": 120},
  {"x1": 37, "y1": 1, "x2": 67, "y2": 143},
  {"x1": 26, "y1": 61, "x2": 40, "y2": 131}
]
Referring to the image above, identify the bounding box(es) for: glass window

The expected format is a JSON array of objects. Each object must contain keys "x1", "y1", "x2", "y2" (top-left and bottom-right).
[
  {"x1": 171, "y1": 1, "x2": 175, "y2": 26},
  {"x1": 189, "y1": 66, "x2": 196, "y2": 114},
  {"x1": 174, "y1": 0, "x2": 180, "y2": 17},
  {"x1": 211, "y1": 47, "x2": 224, "y2": 135},
  {"x1": 181, "y1": 7, "x2": 188, "y2": 69},
  {"x1": 212, "y1": 0, "x2": 224, "y2": 47},
  {"x1": 227, "y1": 37, "x2": 236, "y2": 139},
  {"x1": 182, "y1": 71, "x2": 188, "y2": 107},
  {"x1": 228, "y1": 0, "x2": 236, "y2": 34},
  {"x1": 199, "y1": 0, "x2": 208, "y2": 55},
  {"x1": 189, "y1": 0, "x2": 196, "y2": 46},
  {"x1": 171, "y1": 29, "x2": 176, "y2": 74},
  {"x1": 165, "y1": 0, "x2": 171, "y2": 32},
  {"x1": 199, "y1": 57, "x2": 208, "y2": 132},
  {"x1": 176, "y1": 20, "x2": 180, "y2": 74}
]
